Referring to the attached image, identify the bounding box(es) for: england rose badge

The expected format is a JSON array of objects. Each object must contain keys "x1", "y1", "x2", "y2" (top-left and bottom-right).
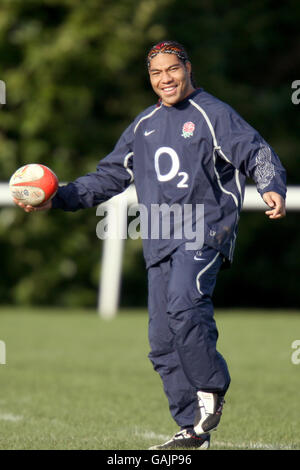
[{"x1": 182, "y1": 121, "x2": 195, "y2": 138}]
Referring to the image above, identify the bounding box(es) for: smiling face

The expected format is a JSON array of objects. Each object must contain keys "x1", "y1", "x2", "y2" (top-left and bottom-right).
[{"x1": 148, "y1": 53, "x2": 195, "y2": 107}]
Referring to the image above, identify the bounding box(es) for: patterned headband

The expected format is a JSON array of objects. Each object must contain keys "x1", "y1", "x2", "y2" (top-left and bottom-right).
[{"x1": 147, "y1": 41, "x2": 189, "y2": 67}]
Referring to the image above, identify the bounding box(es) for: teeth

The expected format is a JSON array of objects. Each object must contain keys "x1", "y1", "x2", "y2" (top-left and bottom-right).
[{"x1": 163, "y1": 87, "x2": 176, "y2": 92}]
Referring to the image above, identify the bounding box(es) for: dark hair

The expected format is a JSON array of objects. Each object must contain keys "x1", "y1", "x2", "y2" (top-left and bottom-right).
[{"x1": 147, "y1": 40, "x2": 197, "y2": 88}]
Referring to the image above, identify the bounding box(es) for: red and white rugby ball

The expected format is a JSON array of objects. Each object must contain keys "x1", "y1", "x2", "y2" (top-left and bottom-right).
[{"x1": 9, "y1": 164, "x2": 58, "y2": 207}]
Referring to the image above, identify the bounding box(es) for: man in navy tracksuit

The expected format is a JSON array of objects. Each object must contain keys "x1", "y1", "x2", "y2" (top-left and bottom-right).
[{"x1": 17, "y1": 41, "x2": 286, "y2": 449}]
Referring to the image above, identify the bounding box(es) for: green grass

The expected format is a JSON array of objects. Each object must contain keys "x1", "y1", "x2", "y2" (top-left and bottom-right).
[{"x1": 0, "y1": 307, "x2": 299, "y2": 450}]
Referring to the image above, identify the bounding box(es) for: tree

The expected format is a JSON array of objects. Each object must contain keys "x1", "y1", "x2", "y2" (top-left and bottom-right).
[{"x1": 0, "y1": 0, "x2": 299, "y2": 308}]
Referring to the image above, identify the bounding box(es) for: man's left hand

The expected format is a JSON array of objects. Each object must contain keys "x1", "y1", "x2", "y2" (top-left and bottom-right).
[{"x1": 262, "y1": 191, "x2": 286, "y2": 219}]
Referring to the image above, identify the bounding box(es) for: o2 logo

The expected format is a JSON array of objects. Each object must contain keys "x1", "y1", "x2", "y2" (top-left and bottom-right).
[{"x1": 154, "y1": 147, "x2": 189, "y2": 188}]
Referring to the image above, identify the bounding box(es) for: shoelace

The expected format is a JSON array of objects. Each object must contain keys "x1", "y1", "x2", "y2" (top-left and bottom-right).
[
  {"x1": 174, "y1": 430, "x2": 207, "y2": 441},
  {"x1": 174, "y1": 430, "x2": 189, "y2": 439}
]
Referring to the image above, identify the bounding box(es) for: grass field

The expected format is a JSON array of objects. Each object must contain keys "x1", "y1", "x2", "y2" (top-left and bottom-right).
[{"x1": 0, "y1": 307, "x2": 299, "y2": 450}]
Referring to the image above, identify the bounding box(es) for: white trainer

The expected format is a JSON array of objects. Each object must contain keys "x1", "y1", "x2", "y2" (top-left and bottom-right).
[{"x1": 194, "y1": 391, "x2": 225, "y2": 434}]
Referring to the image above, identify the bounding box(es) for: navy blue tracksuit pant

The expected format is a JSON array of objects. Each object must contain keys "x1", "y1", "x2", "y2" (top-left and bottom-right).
[{"x1": 147, "y1": 244, "x2": 230, "y2": 428}]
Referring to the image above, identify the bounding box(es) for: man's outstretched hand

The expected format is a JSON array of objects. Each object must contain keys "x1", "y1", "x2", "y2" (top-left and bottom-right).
[
  {"x1": 13, "y1": 198, "x2": 52, "y2": 213},
  {"x1": 262, "y1": 191, "x2": 286, "y2": 219}
]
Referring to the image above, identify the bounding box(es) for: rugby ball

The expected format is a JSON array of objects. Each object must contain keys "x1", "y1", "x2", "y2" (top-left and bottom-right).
[{"x1": 9, "y1": 164, "x2": 58, "y2": 206}]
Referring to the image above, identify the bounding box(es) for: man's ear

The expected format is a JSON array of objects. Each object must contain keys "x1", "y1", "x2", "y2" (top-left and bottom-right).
[{"x1": 185, "y1": 61, "x2": 192, "y2": 74}]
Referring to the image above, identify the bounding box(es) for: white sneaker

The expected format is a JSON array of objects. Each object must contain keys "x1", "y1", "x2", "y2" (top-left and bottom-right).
[
  {"x1": 149, "y1": 428, "x2": 210, "y2": 450},
  {"x1": 194, "y1": 391, "x2": 225, "y2": 434}
]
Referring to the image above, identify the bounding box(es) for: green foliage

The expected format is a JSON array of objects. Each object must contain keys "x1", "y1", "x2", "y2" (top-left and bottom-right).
[
  {"x1": 0, "y1": 0, "x2": 170, "y2": 306},
  {"x1": 0, "y1": 0, "x2": 299, "y2": 307}
]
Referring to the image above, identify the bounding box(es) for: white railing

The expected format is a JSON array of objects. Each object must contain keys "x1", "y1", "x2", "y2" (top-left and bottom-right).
[{"x1": 1, "y1": 183, "x2": 299, "y2": 318}]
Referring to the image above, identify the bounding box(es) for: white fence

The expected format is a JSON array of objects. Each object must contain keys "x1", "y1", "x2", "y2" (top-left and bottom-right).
[{"x1": 1, "y1": 183, "x2": 299, "y2": 318}]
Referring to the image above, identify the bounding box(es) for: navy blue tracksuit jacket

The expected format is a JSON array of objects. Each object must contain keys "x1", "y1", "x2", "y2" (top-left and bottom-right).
[
  {"x1": 52, "y1": 88, "x2": 287, "y2": 428},
  {"x1": 52, "y1": 88, "x2": 286, "y2": 267}
]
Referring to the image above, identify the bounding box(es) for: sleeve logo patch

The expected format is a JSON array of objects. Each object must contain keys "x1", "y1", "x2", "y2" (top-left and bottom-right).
[{"x1": 254, "y1": 144, "x2": 276, "y2": 191}]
